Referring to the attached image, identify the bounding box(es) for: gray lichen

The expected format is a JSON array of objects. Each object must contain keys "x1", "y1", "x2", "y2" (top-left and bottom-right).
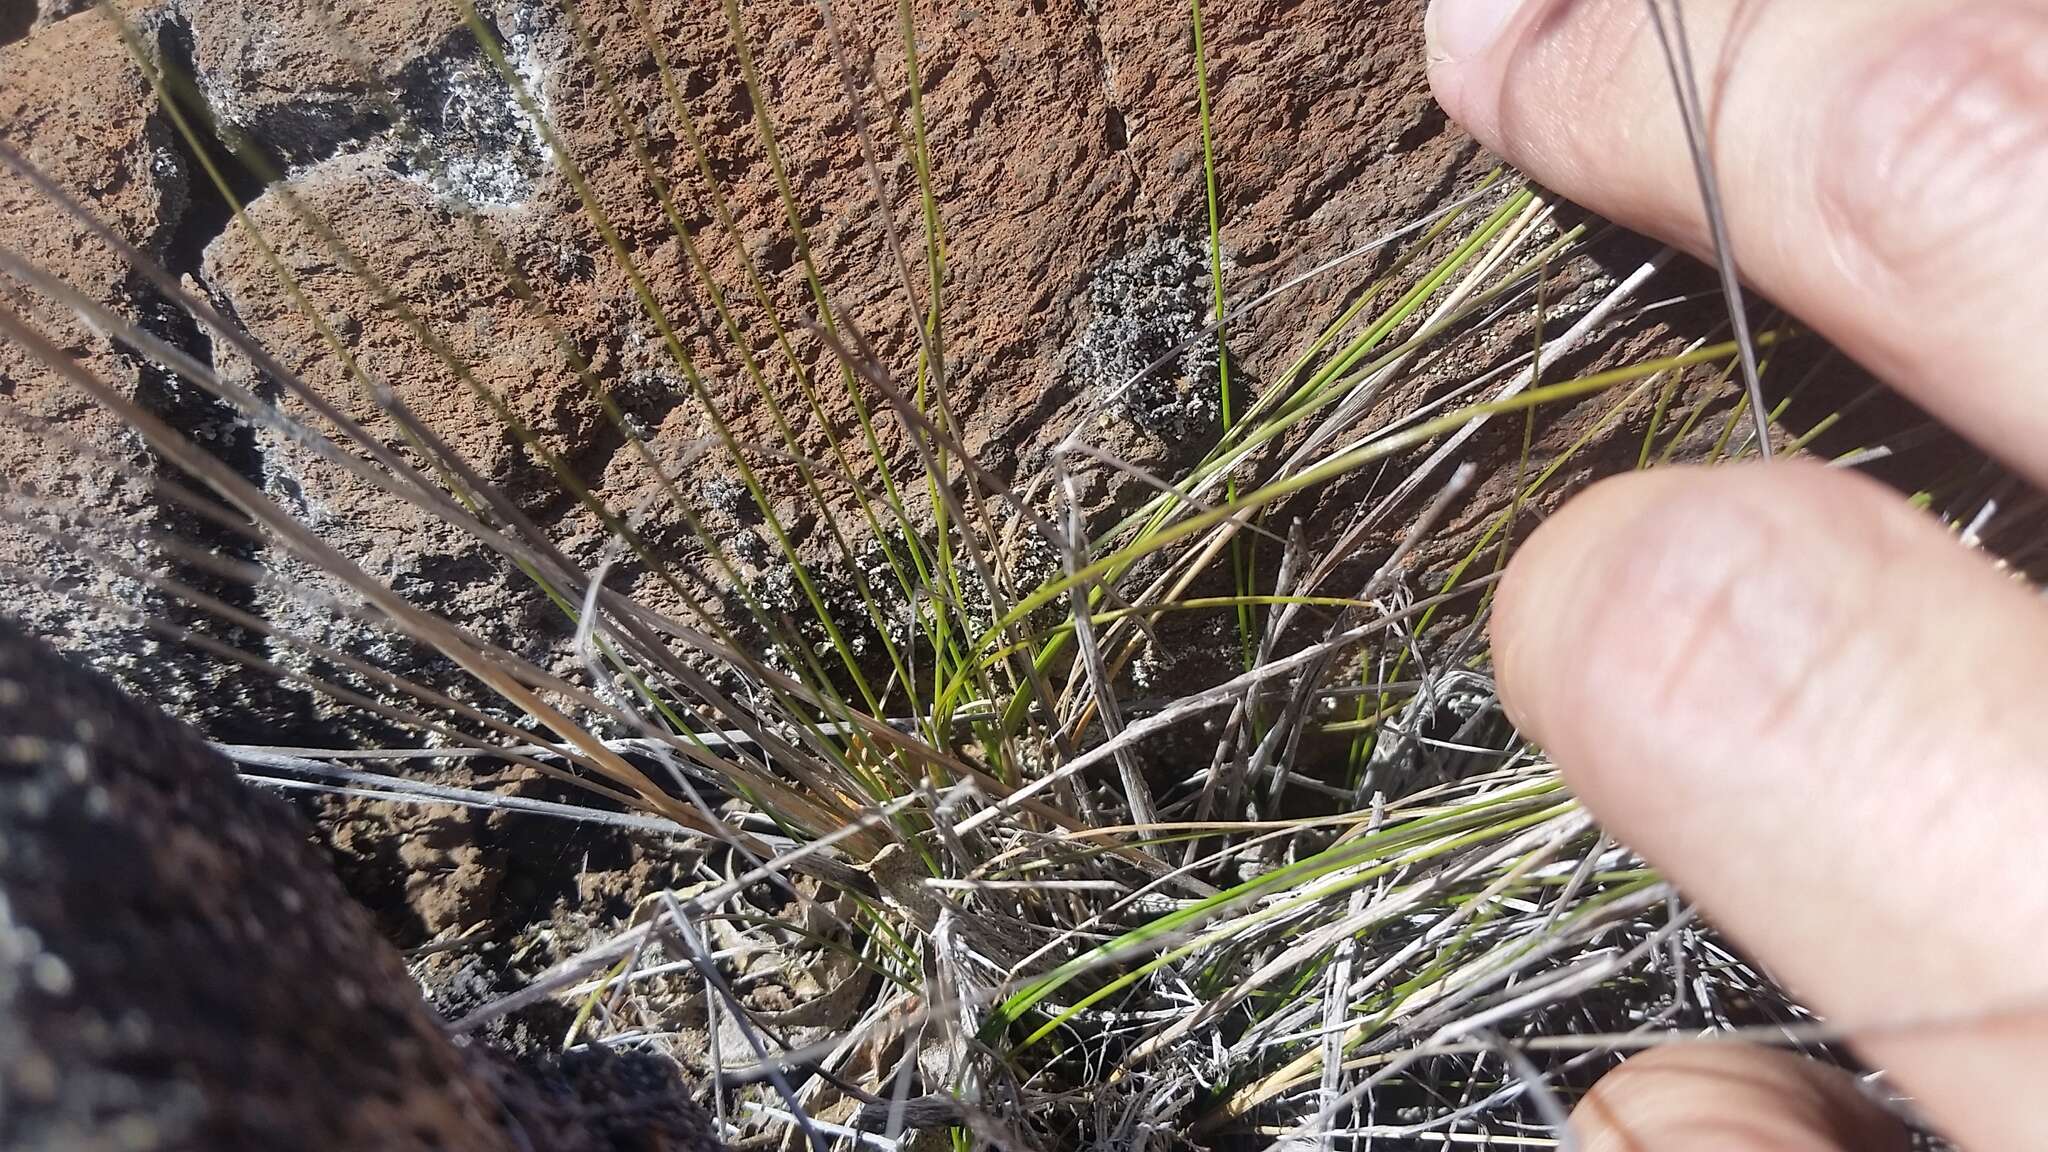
[
  {"x1": 722, "y1": 518, "x2": 1064, "y2": 679},
  {"x1": 392, "y1": 13, "x2": 551, "y2": 209},
  {"x1": 1069, "y1": 233, "x2": 1225, "y2": 440}
]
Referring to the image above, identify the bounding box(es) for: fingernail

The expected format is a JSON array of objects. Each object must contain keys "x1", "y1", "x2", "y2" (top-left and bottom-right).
[{"x1": 1425, "y1": 0, "x2": 1525, "y2": 64}]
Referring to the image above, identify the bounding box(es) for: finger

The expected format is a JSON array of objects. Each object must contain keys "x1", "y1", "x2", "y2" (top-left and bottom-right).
[
  {"x1": 1491, "y1": 461, "x2": 2048, "y2": 1149},
  {"x1": 1571, "y1": 1044, "x2": 1911, "y2": 1152},
  {"x1": 1424, "y1": 0, "x2": 2048, "y2": 488}
]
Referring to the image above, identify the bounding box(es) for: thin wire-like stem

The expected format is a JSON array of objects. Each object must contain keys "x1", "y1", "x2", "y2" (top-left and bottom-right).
[{"x1": 1645, "y1": 0, "x2": 1772, "y2": 457}]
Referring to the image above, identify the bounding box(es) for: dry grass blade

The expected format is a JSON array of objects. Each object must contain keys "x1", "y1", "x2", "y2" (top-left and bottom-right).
[{"x1": 1644, "y1": 0, "x2": 1771, "y2": 457}]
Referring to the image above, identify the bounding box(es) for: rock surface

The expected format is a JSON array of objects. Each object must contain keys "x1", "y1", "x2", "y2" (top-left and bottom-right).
[
  {"x1": 0, "y1": 612, "x2": 720, "y2": 1151},
  {"x1": 0, "y1": 0, "x2": 1795, "y2": 952},
  {"x1": 1, "y1": 0, "x2": 1496, "y2": 739},
  {"x1": 0, "y1": 3, "x2": 260, "y2": 726}
]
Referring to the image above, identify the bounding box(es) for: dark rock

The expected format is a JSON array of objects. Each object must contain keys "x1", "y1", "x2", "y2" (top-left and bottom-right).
[{"x1": 0, "y1": 613, "x2": 719, "y2": 1152}]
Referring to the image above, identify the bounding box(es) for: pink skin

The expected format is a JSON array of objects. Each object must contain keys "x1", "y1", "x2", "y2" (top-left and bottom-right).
[{"x1": 1425, "y1": 0, "x2": 2048, "y2": 1147}]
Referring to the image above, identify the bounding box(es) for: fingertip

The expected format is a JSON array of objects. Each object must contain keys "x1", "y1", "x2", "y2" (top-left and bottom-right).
[
  {"x1": 1425, "y1": 0, "x2": 1525, "y2": 63},
  {"x1": 1488, "y1": 467, "x2": 1687, "y2": 756},
  {"x1": 1490, "y1": 462, "x2": 1905, "y2": 812},
  {"x1": 1573, "y1": 1045, "x2": 1912, "y2": 1152},
  {"x1": 1492, "y1": 459, "x2": 2048, "y2": 1146},
  {"x1": 1423, "y1": 0, "x2": 1526, "y2": 144}
]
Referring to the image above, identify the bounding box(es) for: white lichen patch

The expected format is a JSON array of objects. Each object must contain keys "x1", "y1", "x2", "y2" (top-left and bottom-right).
[{"x1": 393, "y1": 13, "x2": 551, "y2": 210}]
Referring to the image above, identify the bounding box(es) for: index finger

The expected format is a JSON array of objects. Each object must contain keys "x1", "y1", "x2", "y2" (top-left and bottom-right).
[{"x1": 1426, "y1": 0, "x2": 2048, "y2": 487}]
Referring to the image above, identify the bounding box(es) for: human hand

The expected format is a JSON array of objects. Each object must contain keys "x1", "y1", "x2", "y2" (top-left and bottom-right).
[{"x1": 1426, "y1": 1, "x2": 2048, "y2": 1147}]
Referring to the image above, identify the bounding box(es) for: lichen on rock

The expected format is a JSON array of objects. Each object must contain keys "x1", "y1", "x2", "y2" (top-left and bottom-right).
[
  {"x1": 1068, "y1": 231, "x2": 1225, "y2": 441},
  {"x1": 389, "y1": 9, "x2": 552, "y2": 209}
]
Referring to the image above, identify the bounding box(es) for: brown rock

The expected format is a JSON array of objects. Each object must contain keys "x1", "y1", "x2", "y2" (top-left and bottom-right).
[
  {"x1": 169, "y1": 0, "x2": 1491, "y2": 698},
  {"x1": 178, "y1": 0, "x2": 463, "y2": 165},
  {"x1": 0, "y1": 4, "x2": 226, "y2": 720}
]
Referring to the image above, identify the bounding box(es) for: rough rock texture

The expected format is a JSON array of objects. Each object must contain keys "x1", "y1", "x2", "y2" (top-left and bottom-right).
[
  {"x1": 0, "y1": 0, "x2": 1725, "y2": 938},
  {"x1": 0, "y1": 4, "x2": 225, "y2": 722},
  {"x1": 0, "y1": 612, "x2": 721, "y2": 1151},
  {"x1": 2, "y1": 0, "x2": 92, "y2": 44},
  {"x1": 1, "y1": 0, "x2": 1498, "y2": 732}
]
